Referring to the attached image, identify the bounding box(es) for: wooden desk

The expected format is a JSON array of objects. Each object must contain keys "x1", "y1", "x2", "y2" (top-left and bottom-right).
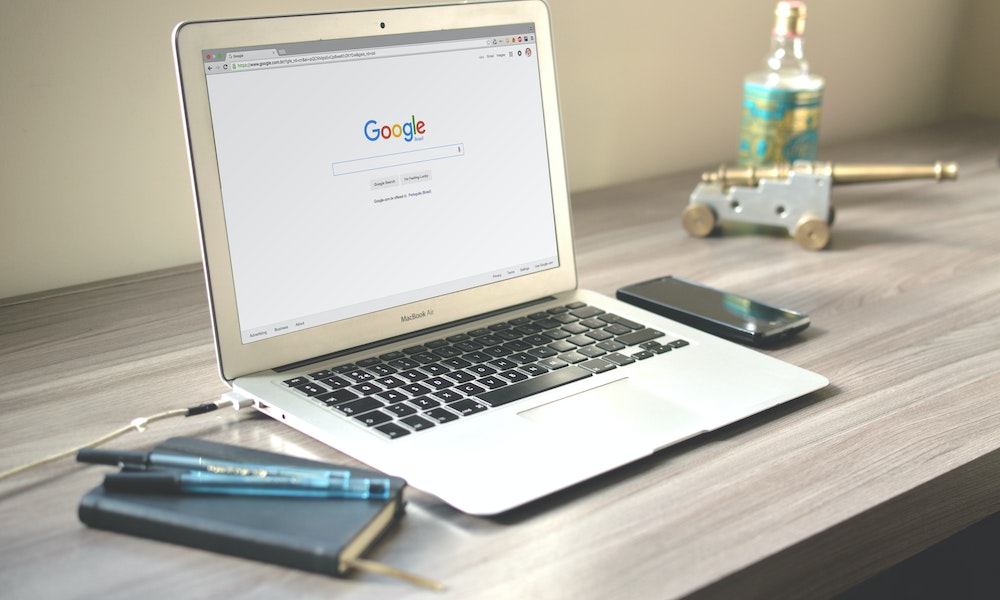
[{"x1": 2, "y1": 121, "x2": 998, "y2": 599}]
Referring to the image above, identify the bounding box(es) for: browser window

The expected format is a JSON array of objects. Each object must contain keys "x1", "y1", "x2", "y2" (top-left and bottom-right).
[{"x1": 202, "y1": 25, "x2": 558, "y2": 343}]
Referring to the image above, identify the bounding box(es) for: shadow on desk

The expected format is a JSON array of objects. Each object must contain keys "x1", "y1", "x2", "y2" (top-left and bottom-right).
[{"x1": 836, "y1": 511, "x2": 1000, "y2": 600}]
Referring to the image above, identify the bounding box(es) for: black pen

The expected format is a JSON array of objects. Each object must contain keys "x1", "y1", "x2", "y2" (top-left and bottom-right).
[
  {"x1": 77, "y1": 448, "x2": 351, "y2": 482},
  {"x1": 102, "y1": 470, "x2": 392, "y2": 499}
]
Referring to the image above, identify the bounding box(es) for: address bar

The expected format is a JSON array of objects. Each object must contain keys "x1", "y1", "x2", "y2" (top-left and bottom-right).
[{"x1": 226, "y1": 37, "x2": 499, "y2": 73}]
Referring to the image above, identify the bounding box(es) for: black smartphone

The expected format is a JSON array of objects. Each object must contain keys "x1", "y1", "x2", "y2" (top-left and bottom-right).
[{"x1": 616, "y1": 275, "x2": 810, "y2": 346}]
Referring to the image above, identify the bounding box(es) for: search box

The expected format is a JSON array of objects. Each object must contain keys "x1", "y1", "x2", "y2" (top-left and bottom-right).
[{"x1": 333, "y1": 143, "x2": 465, "y2": 176}]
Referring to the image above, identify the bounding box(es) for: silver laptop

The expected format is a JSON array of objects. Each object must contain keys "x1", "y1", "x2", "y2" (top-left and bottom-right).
[{"x1": 173, "y1": 0, "x2": 827, "y2": 515}]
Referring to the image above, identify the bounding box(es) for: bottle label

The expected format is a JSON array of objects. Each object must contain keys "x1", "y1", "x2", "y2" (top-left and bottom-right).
[{"x1": 738, "y1": 83, "x2": 823, "y2": 165}]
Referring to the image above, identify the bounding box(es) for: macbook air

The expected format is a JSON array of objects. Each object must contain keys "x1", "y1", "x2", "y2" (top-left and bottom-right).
[{"x1": 172, "y1": 0, "x2": 828, "y2": 515}]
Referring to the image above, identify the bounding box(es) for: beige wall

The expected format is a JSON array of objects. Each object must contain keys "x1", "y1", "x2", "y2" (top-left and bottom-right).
[{"x1": 1, "y1": 0, "x2": 995, "y2": 299}]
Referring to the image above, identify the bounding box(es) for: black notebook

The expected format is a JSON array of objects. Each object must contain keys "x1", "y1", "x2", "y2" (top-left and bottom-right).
[{"x1": 78, "y1": 437, "x2": 407, "y2": 577}]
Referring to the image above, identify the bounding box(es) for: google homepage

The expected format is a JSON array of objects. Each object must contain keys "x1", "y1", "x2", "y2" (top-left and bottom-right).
[{"x1": 204, "y1": 32, "x2": 558, "y2": 343}]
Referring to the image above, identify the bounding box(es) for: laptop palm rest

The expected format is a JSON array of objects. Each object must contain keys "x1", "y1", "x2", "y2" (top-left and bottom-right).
[{"x1": 518, "y1": 377, "x2": 709, "y2": 449}]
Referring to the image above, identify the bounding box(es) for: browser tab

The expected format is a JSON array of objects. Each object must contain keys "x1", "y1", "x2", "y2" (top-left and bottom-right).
[{"x1": 225, "y1": 49, "x2": 279, "y2": 62}]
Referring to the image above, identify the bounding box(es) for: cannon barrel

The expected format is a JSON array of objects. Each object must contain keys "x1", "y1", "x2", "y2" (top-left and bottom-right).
[{"x1": 702, "y1": 161, "x2": 959, "y2": 188}]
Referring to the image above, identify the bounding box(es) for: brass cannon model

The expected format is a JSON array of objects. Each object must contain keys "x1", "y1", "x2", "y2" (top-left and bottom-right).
[{"x1": 683, "y1": 161, "x2": 959, "y2": 250}]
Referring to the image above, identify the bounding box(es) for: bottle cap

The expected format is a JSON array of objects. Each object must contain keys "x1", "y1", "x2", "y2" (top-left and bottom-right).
[{"x1": 773, "y1": 1, "x2": 807, "y2": 37}]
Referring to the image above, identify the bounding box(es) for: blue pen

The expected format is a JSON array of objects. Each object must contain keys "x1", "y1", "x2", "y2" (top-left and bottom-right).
[
  {"x1": 102, "y1": 470, "x2": 392, "y2": 500},
  {"x1": 77, "y1": 448, "x2": 351, "y2": 483}
]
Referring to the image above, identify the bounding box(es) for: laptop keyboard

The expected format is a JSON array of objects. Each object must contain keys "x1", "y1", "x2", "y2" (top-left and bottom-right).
[{"x1": 280, "y1": 302, "x2": 689, "y2": 439}]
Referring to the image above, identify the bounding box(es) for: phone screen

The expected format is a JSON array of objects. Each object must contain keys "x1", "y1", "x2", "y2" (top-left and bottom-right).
[{"x1": 617, "y1": 276, "x2": 809, "y2": 344}]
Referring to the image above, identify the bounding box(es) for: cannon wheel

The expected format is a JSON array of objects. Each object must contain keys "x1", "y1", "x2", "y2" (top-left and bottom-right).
[
  {"x1": 682, "y1": 204, "x2": 717, "y2": 238},
  {"x1": 793, "y1": 215, "x2": 831, "y2": 250}
]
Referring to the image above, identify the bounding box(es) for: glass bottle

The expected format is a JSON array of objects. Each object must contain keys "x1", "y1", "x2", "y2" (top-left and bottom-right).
[{"x1": 737, "y1": 1, "x2": 824, "y2": 166}]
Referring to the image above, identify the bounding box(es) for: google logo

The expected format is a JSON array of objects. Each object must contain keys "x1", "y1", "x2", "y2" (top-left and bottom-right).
[{"x1": 364, "y1": 116, "x2": 426, "y2": 143}]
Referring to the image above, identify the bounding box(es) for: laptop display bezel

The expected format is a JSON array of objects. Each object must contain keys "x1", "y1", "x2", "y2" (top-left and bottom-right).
[{"x1": 173, "y1": 1, "x2": 576, "y2": 382}]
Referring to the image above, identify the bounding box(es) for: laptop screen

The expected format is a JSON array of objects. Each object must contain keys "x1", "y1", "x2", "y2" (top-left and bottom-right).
[{"x1": 201, "y1": 24, "x2": 559, "y2": 344}]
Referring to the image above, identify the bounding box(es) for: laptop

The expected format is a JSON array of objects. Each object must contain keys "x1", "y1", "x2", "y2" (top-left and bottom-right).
[{"x1": 173, "y1": 0, "x2": 828, "y2": 515}]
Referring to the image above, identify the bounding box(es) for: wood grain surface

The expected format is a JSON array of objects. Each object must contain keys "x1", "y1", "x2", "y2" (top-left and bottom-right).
[{"x1": 2, "y1": 120, "x2": 998, "y2": 599}]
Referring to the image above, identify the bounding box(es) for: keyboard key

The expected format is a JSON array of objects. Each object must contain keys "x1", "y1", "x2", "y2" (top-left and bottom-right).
[
  {"x1": 603, "y1": 352, "x2": 636, "y2": 366},
  {"x1": 399, "y1": 369, "x2": 428, "y2": 382},
  {"x1": 478, "y1": 376, "x2": 508, "y2": 390},
  {"x1": 579, "y1": 358, "x2": 616, "y2": 374},
  {"x1": 558, "y1": 351, "x2": 588, "y2": 364},
  {"x1": 444, "y1": 370, "x2": 476, "y2": 384},
  {"x1": 537, "y1": 357, "x2": 567, "y2": 370},
  {"x1": 408, "y1": 396, "x2": 441, "y2": 410},
  {"x1": 424, "y1": 376, "x2": 453, "y2": 390},
  {"x1": 527, "y1": 347, "x2": 558, "y2": 359},
  {"x1": 601, "y1": 314, "x2": 643, "y2": 329},
  {"x1": 498, "y1": 369, "x2": 529, "y2": 383},
  {"x1": 547, "y1": 340, "x2": 577, "y2": 353},
  {"x1": 508, "y1": 352, "x2": 535, "y2": 365},
  {"x1": 449, "y1": 399, "x2": 488, "y2": 416},
  {"x1": 334, "y1": 397, "x2": 384, "y2": 416},
  {"x1": 354, "y1": 409, "x2": 394, "y2": 427},
  {"x1": 431, "y1": 346, "x2": 462, "y2": 359},
  {"x1": 570, "y1": 306, "x2": 605, "y2": 319},
  {"x1": 577, "y1": 346, "x2": 606, "y2": 358},
  {"x1": 503, "y1": 340, "x2": 533, "y2": 353},
  {"x1": 344, "y1": 369, "x2": 375, "y2": 383},
  {"x1": 477, "y1": 366, "x2": 592, "y2": 408},
  {"x1": 453, "y1": 340, "x2": 482, "y2": 352},
  {"x1": 386, "y1": 402, "x2": 417, "y2": 417},
  {"x1": 489, "y1": 358, "x2": 518, "y2": 371},
  {"x1": 522, "y1": 334, "x2": 551, "y2": 346},
  {"x1": 585, "y1": 329, "x2": 614, "y2": 341},
  {"x1": 425, "y1": 407, "x2": 460, "y2": 424},
  {"x1": 389, "y1": 358, "x2": 420, "y2": 370},
  {"x1": 401, "y1": 415, "x2": 435, "y2": 431},
  {"x1": 294, "y1": 382, "x2": 329, "y2": 396},
  {"x1": 376, "y1": 390, "x2": 410, "y2": 404},
  {"x1": 550, "y1": 312, "x2": 578, "y2": 324},
  {"x1": 464, "y1": 351, "x2": 491, "y2": 363},
  {"x1": 597, "y1": 340, "x2": 627, "y2": 352},
  {"x1": 469, "y1": 364, "x2": 497, "y2": 377},
  {"x1": 375, "y1": 375, "x2": 406, "y2": 389},
  {"x1": 401, "y1": 382, "x2": 432, "y2": 396},
  {"x1": 432, "y1": 389, "x2": 465, "y2": 403},
  {"x1": 375, "y1": 422, "x2": 411, "y2": 439},
  {"x1": 456, "y1": 382, "x2": 487, "y2": 396},
  {"x1": 441, "y1": 357, "x2": 472, "y2": 369},
  {"x1": 367, "y1": 363, "x2": 397, "y2": 376},
  {"x1": 520, "y1": 363, "x2": 550, "y2": 376},
  {"x1": 317, "y1": 388, "x2": 359, "y2": 406},
  {"x1": 421, "y1": 363, "x2": 451, "y2": 376},
  {"x1": 603, "y1": 324, "x2": 632, "y2": 336},
  {"x1": 641, "y1": 341, "x2": 672, "y2": 354},
  {"x1": 616, "y1": 328, "x2": 665, "y2": 346},
  {"x1": 319, "y1": 375, "x2": 352, "y2": 389},
  {"x1": 477, "y1": 334, "x2": 504, "y2": 346},
  {"x1": 355, "y1": 381, "x2": 386, "y2": 395},
  {"x1": 412, "y1": 352, "x2": 439, "y2": 365}
]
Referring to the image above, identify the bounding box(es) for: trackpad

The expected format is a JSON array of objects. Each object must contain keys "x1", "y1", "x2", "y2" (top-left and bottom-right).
[{"x1": 518, "y1": 378, "x2": 707, "y2": 447}]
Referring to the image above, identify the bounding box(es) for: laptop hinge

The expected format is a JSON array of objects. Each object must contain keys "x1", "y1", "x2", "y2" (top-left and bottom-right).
[{"x1": 273, "y1": 296, "x2": 558, "y2": 373}]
